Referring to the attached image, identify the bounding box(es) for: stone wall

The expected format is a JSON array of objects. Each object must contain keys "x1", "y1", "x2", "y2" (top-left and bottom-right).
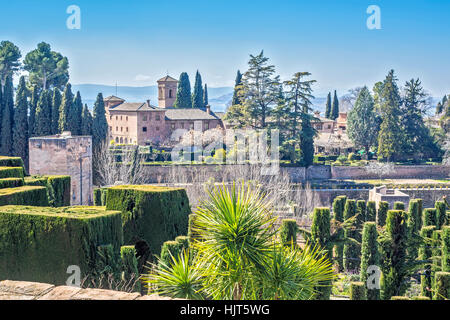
[
  {"x1": 0, "y1": 280, "x2": 175, "y2": 300},
  {"x1": 331, "y1": 165, "x2": 449, "y2": 180}
]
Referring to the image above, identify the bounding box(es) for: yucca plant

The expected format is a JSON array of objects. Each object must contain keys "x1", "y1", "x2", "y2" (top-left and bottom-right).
[{"x1": 145, "y1": 181, "x2": 335, "y2": 300}]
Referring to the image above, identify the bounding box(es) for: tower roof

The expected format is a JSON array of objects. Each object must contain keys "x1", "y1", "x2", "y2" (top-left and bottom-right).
[{"x1": 157, "y1": 75, "x2": 178, "y2": 83}]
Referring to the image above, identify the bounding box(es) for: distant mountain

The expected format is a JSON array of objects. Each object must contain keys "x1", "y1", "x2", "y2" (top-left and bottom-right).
[{"x1": 72, "y1": 84, "x2": 234, "y2": 112}]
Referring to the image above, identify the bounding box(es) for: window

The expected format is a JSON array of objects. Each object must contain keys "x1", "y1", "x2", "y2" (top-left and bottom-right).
[
  {"x1": 125, "y1": 138, "x2": 128, "y2": 144},
  {"x1": 156, "y1": 114, "x2": 161, "y2": 121},
  {"x1": 120, "y1": 116, "x2": 123, "y2": 121},
  {"x1": 110, "y1": 126, "x2": 112, "y2": 131},
  {"x1": 317, "y1": 124, "x2": 323, "y2": 130},
  {"x1": 110, "y1": 116, "x2": 112, "y2": 120},
  {"x1": 120, "y1": 137, "x2": 123, "y2": 144},
  {"x1": 156, "y1": 127, "x2": 160, "y2": 131},
  {"x1": 190, "y1": 122, "x2": 194, "y2": 130},
  {"x1": 143, "y1": 116, "x2": 147, "y2": 121},
  {"x1": 171, "y1": 123, "x2": 175, "y2": 130},
  {"x1": 116, "y1": 116, "x2": 118, "y2": 120},
  {"x1": 126, "y1": 127, "x2": 128, "y2": 132},
  {"x1": 327, "y1": 124, "x2": 331, "y2": 129},
  {"x1": 143, "y1": 127, "x2": 147, "y2": 132},
  {"x1": 148, "y1": 113, "x2": 152, "y2": 120},
  {"x1": 116, "y1": 126, "x2": 118, "y2": 132},
  {"x1": 181, "y1": 122, "x2": 185, "y2": 129},
  {"x1": 169, "y1": 89, "x2": 173, "y2": 98},
  {"x1": 205, "y1": 122, "x2": 209, "y2": 130},
  {"x1": 115, "y1": 137, "x2": 119, "y2": 143},
  {"x1": 126, "y1": 116, "x2": 128, "y2": 121}
]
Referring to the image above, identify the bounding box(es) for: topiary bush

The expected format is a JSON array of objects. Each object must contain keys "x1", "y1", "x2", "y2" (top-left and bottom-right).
[
  {"x1": 377, "y1": 201, "x2": 389, "y2": 227},
  {"x1": 443, "y1": 226, "x2": 450, "y2": 273},
  {"x1": 24, "y1": 175, "x2": 71, "y2": 207},
  {"x1": 435, "y1": 201, "x2": 447, "y2": 230},
  {"x1": 332, "y1": 196, "x2": 347, "y2": 272},
  {"x1": 349, "y1": 282, "x2": 366, "y2": 300},
  {"x1": 159, "y1": 236, "x2": 190, "y2": 266},
  {"x1": 366, "y1": 201, "x2": 376, "y2": 222},
  {"x1": 343, "y1": 200, "x2": 359, "y2": 272},
  {"x1": 433, "y1": 272, "x2": 450, "y2": 300},
  {"x1": 0, "y1": 186, "x2": 49, "y2": 206},
  {"x1": 0, "y1": 166, "x2": 24, "y2": 179},
  {"x1": 360, "y1": 222, "x2": 380, "y2": 300},
  {"x1": 393, "y1": 202, "x2": 405, "y2": 211},
  {"x1": 93, "y1": 187, "x2": 108, "y2": 206},
  {"x1": 0, "y1": 156, "x2": 24, "y2": 168},
  {"x1": 0, "y1": 205, "x2": 123, "y2": 285},
  {"x1": 120, "y1": 245, "x2": 141, "y2": 292},
  {"x1": 423, "y1": 208, "x2": 437, "y2": 227},
  {"x1": 419, "y1": 226, "x2": 435, "y2": 298},
  {"x1": 280, "y1": 219, "x2": 298, "y2": 247},
  {"x1": 0, "y1": 178, "x2": 24, "y2": 189},
  {"x1": 106, "y1": 185, "x2": 191, "y2": 259}
]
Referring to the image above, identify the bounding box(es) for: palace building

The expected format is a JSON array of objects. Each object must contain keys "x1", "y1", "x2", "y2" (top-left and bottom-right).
[{"x1": 105, "y1": 75, "x2": 224, "y2": 146}]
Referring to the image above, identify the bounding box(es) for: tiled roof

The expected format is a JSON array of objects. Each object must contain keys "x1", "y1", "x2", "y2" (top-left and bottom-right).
[
  {"x1": 104, "y1": 95, "x2": 125, "y2": 101},
  {"x1": 164, "y1": 108, "x2": 220, "y2": 120},
  {"x1": 109, "y1": 102, "x2": 159, "y2": 112},
  {"x1": 157, "y1": 75, "x2": 178, "y2": 82}
]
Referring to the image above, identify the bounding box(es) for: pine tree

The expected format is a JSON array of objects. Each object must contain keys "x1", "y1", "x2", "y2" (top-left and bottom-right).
[
  {"x1": 59, "y1": 83, "x2": 74, "y2": 133},
  {"x1": 191, "y1": 70, "x2": 204, "y2": 109},
  {"x1": 72, "y1": 91, "x2": 83, "y2": 135},
  {"x1": 81, "y1": 104, "x2": 93, "y2": 136},
  {"x1": 92, "y1": 93, "x2": 108, "y2": 150},
  {"x1": 325, "y1": 92, "x2": 332, "y2": 119},
  {"x1": 35, "y1": 90, "x2": 52, "y2": 136},
  {"x1": 331, "y1": 90, "x2": 339, "y2": 120},
  {"x1": 231, "y1": 70, "x2": 243, "y2": 106},
  {"x1": 377, "y1": 70, "x2": 404, "y2": 162},
  {"x1": 51, "y1": 88, "x2": 62, "y2": 134},
  {"x1": 28, "y1": 86, "x2": 39, "y2": 137},
  {"x1": 203, "y1": 84, "x2": 208, "y2": 107},
  {"x1": 0, "y1": 75, "x2": 14, "y2": 155},
  {"x1": 12, "y1": 76, "x2": 29, "y2": 168},
  {"x1": 173, "y1": 72, "x2": 192, "y2": 108}
]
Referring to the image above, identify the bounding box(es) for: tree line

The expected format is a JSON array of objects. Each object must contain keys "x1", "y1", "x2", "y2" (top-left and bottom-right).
[
  {"x1": 0, "y1": 41, "x2": 108, "y2": 169},
  {"x1": 173, "y1": 70, "x2": 209, "y2": 109}
]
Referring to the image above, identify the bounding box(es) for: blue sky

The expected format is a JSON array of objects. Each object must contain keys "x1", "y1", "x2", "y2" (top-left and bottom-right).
[{"x1": 1, "y1": 0, "x2": 449, "y2": 96}]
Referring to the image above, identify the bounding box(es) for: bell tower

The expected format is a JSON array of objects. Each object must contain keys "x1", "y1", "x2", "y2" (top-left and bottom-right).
[{"x1": 157, "y1": 75, "x2": 178, "y2": 108}]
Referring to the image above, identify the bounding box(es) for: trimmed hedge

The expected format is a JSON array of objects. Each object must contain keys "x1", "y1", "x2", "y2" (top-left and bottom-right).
[
  {"x1": 423, "y1": 208, "x2": 437, "y2": 227},
  {"x1": 0, "y1": 178, "x2": 24, "y2": 189},
  {"x1": 393, "y1": 202, "x2": 405, "y2": 211},
  {"x1": 443, "y1": 227, "x2": 450, "y2": 272},
  {"x1": 24, "y1": 176, "x2": 71, "y2": 207},
  {"x1": 0, "y1": 186, "x2": 49, "y2": 206},
  {"x1": 433, "y1": 272, "x2": 450, "y2": 300},
  {"x1": 377, "y1": 201, "x2": 389, "y2": 227},
  {"x1": 435, "y1": 201, "x2": 447, "y2": 230},
  {"x1": 120, "y1": 245, "x2": 141, "y2": 292},
  {"x1": 343, "y1": 200, "x2": 359, "y2": 271},
  {"x1": 0, "y1": 166, "x2": 24, "y2": 179},
  {"x1": 280, "y1": 219, "x2": 298, "y2": 247},
  {"x1": 411, "y1": 296, "x2": 431, "y2": 300},
  {"x1": 391, "y1": 296, "x2": 410, "y2": 300},
  {"x1": 332, "y1": 196, "x2": 346, "y2": 272},
  {"x1": 106, "y1": 185, "x2": 190, "y2": 258},
  {"x1": 349, "y1": 282, "x2": 366, "y2": 300},
  {"x1": 0, "y1": 156, "x2": 24, "y2": 168},
  {"x1": 360, "y1": 222, "x2": 380, "y2": 300},
  {"x1": 94, "y1": 188, "x2": 108, "y2": 206},
  {"x1": 311, "y1": 207, "x2": 331, "y2": 300},
  {"x1": 0, "y1": 205, "x2": 123, "y2": 285},
  {"x1": 159, "y1": 236, "x2": 189, "y2": 266},
  {"x1": 419, "y1": 226, "x2": 436, "y2": 298},
  {"x1": 366, "y1": 201, "x2": 376, "y2": 222}
]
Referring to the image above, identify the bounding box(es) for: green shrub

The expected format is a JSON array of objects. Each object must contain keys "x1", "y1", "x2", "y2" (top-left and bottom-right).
[
  {"x1": 280, "y1": 219, "x2": 298, "y2": 247},
  {"x1": 332, "y1": 196, "x2": 346, "y2": 272},
  {"x1": 433, "y1": 272, "x2": 450, "y2": 300},
  {"x1": 187, "y1": 213, "x2": 198, "y2": 245},
  {"x1": 356, "y1": 200, "x2": 367, "y2": 224},
  {"x1": 377, "y1": 201, "x2": 389, "y2": 227},
  {"x1": 393, "y1": 202, "x2": 405, "y2": 211},
  {"x1": 159, "y1": 236, "x2": 190, "y2": 266},
  {"x1": 390, "y1": 296, "x2": 410, "y2": 300},
  {"x1": 0, "y1": 178, "x2": 24, "y2": 189},
  {"x1": 311, "y1": 207, "x2": 331, "y2": 300},
  {"x1": 411, "y1": 296, "x2": 431, "y2": 300},
  {"x1": 24, "y1": 176, "x2": 48, "y2": 186},
  {"x1": 408, "y1": 200, "x2": 422, "y2": 235},
  {"x1": 366, "y1": 201, "x2": 376, "y2": 222},
  {"x1": 443, "y1": 227, "x2": 450, "y2": 272},
  {"x1": 106, "y1": 185, "x2": 190, "y2": 258},
  {"x1": 94, "y1": 188, "x2": 107, "y2": 206},
  {"x1": 348, "y1": 153, "x2": 357, "y2": 161},
  {"x1": 0, "y1": 205, "x2": 123, "y2": 285},
  {"x1": 0, "y1": 186, "x2": 49, "y2": 206},
  {"x1": 0, "y1": 156, "x2": 24, "y2": 168},
  {"x1": 24, "y1": 175, "x2": 71, "y2": 207},
  {"x1": 349, "y1": 282, "x2": 366, "y2": 300},
  {"x1": 432, "y1": 230, "x2": 442, "y2": 273},
  {"x1": 0, "y1": 166, "x2": 24, "y2": 179},
  {"x1": 419, "y1": 226, "x2": 435, "y2": 298},
  {"x1": 343, "y1": 200, "x2": 359, "y2": 272},
  {"x1": 120, "y1": 245, "x2": 141, "y2": 292},
  {"x1": 423, "y1": 208, "x2": 437, "y2": 227},
  {"x1": 435, "y1": 201, "x2": 447, "y2": 230},
  {"x1": 360, "y1": 222, "x2": 380, "y2": 300}
]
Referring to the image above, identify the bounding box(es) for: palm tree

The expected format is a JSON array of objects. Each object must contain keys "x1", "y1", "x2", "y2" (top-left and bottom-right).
[{"x1": 145, "y1": 182, "x2": 335, "y2": 300}]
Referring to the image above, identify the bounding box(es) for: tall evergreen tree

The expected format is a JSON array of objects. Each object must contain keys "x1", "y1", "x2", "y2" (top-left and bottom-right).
[
  {"x1": 35, "y1": 90, "x2": 52, "y2": 136},
  {"x1": 92, "y1": 93, "x2": 108, "y2": 150},
  {"x1": 347, "y1": 86, "x2": 381, "y2": 156},
  {"x1": 28, "y1": 86, "x2": 39, "y2": 137},
  {"x1": 192, "y1": 70, "x2": 204, "y2": 109},
  {"x1": 173, "y1": 72, "x2": 192, "y2": 108},
  {"x1": 377, "y1": 70, "x2": 404, "y2": 162},
  {"x1": 12, "y1": 76, "x2": 29, "y2": 168},
  {"x1": 231, "y1": 70, "x2": 243, "y2": 106},
  {"x1": 72, "y1": 91, "x2": 83, "y2": 135},
  {"x1": 203, "y1": 84, "x2": 208, "y2": 107},
  {"x1": 0, "y1": 75, "x2": 14, "y2": 155},
  {"x1": 331, "y1": 90, "x2": 339, "y2": 120},
  {"x1": 0, "y1": 41, "x2": 21, "y2": 85},
  {"x1": 81, "y1": 104, "x2": 93, "y2": 136},
  {"x1": 325, "y1": 92, "x2": 332, "y2": 119},
  {"x1": 59, "y1": 83, "x2": 74, "y2": 133},
  {"x1": 0, "y1": 79, "x2": 3, "y2": 133},
  {"x1": 51, "y1": 88, "x2": 62, "y2": 134}
]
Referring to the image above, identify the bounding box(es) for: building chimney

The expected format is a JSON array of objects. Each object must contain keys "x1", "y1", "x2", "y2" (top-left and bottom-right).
[
  {"x1": 147, "y1": 99, "x2": 151, "y2": 107},
  {"x1": 206, "y1": 104, "x2": 211, "y2": 114},
  {"x1": 314, "y1": 111, "x2": 320, "y2": 117}
]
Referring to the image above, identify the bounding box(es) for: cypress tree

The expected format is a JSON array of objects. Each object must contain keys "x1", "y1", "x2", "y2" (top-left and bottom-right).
[
  {"x1": 434, "y1": 272, "x2": 450, "y2": 300},
  {"x1": 366, "y1": 201, "x2": 377, "y2": 222},
  {"x1": 423, "y1": 208, "x2": 437, "y2": 227},
  {"x1": 0, "y1": 75, "x2": 14, "y2": 155},
  {"x1": 435, "y1": 201, "x2": 447, "y2": 230},
  {"x1": 173, "y1": 72, "x2": 192, "y2": 109},
  {"x1": 356, "y1": 200, "x2": 367, "y2": 224},
  {"x1": 325, "y1": 92, "x2": 332, "y2": 119},
  {"x1": 12, "y1": 76, "x2": 29, "y2": 169},
  {"x1": 231, "y1": 70, "x2": 242, "y2": 106},
  {"x1": 280, "y1": 219, "x2": 298, "y2": 247},
  {"x1": 191, "y1": 70, "x2": 204, "y2": 109},
  {"x1": 81, "y1": 104, "x2": 93, "y2": 136},
  {"x1": 407, "y1": 199, "x2": 422, "y2": 260},
  {"x1": 0, "y1": 81, "x2": 3, "y2": 137},
  {"x1": 203, "y1": 84, "x2": 208, "y2": 107},
  {"x1": 360, "y1": 222, "x2": 380, "y2": 300},
  {"x1": 59, "y1": 83, "x2": 74, "y2": 133},
  {"x1": 343, "y1": 200, "x2": 358, "y2": 271},
  {"x1": 92, "y1": 93, "x2": 108, "y2": 150},
  {"x1": 331, "y1": 90, "x2": 339, "y2": 120},
  {"x1": 333, "y1": 196, "x2": 347, "y2": 272},
  {"x1": 443, "y1": 226, "x2": 450, "y2": 272},
  {"x1": 28, "y1": 86, "x2": 39, "y2": 137},
  {"x1": 377, "y1": 201, "x2": 389, "y2": 227},
  {"x1": 51, "y1": 88, "x2": 62, "y2": 134},
  {"x1": 72, "y1": 91, "x2": 83, "y2": 135},
  {"x1": 419, "y1": 226, "x2": 435, "y2": 298},
  {"x1": 35, "y1": 90, "x2": 52, "y2": 136}
]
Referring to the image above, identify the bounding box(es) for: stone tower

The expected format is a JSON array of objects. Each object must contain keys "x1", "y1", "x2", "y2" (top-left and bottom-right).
[{"x1": 157, "y1": 75, "x2": 178, "y2": 108}]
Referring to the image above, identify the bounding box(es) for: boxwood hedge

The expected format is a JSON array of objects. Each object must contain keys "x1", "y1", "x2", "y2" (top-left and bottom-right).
[
  {"x1": 106, "y1": 185, "x2": 190, "y2": 257},
  {"x1": 24, "y1": 176, "x2": 71, "y2": 207},
  {"x1": 0, "y1": 166, "x2": 24, "y2": 179},
  {"x1": 0, "y1": 205, "x2": 123, "y2": 285},
  {"x1": 0, "y1": 186, "x2": 49, "y2": 206},
  {"x1": 0, "y1": 178, "x2": 24, "y2": 189},
  {"x1": 0, "y1": 156, "x2": 24, "y2": 168}
]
